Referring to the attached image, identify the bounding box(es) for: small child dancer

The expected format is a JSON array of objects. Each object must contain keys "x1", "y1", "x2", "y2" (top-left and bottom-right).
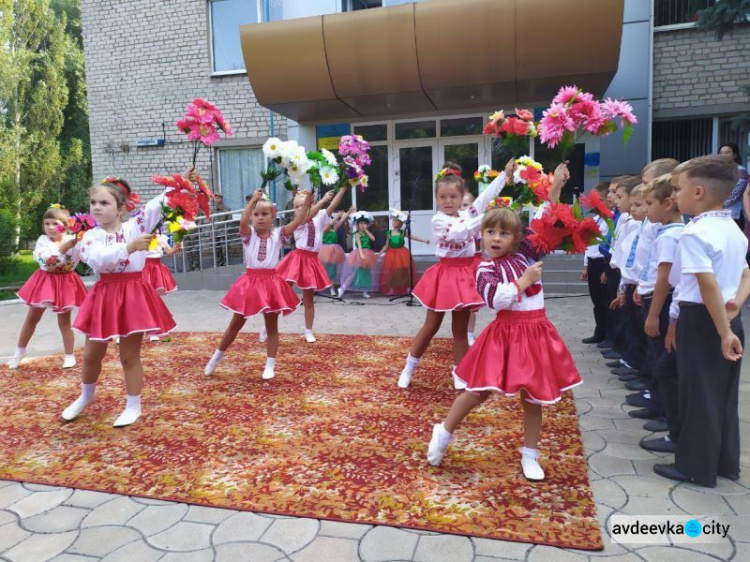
[
  {"x1": 398, "y1": 161, "x2": 513, "y2": 389},
  {"x1": 320, "y1": 206, "x2": 354, "y2": 296},
  {"x1": 63, "y1": 177, "x2": 177, "y2": 427},
  {"x1": 427, "y1": 207, "x2": 582, "y2": 481},
  {"x1": 378, "y1": 208, "x2": 429, "y2": 296},
  {"x1": 205, "y1": 189, "x2": 310, "y2": 379},
  {"x1": 338, "y1": 211, "x2": 378, "y2": 299},
  {"x1": 276, "y1": 186, "x2": 347, "y2": 342},
  {"x1": 10, "y1": 205, "x2": 87, "y2": 369}
]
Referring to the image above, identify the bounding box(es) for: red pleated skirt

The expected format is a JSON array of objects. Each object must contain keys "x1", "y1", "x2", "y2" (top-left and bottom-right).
[
  {"x1": 73, "y1": 272, "x2": 176, "y2": 341},
  {"x1": 455, "y1": 309, "x2": 582, "y2": 404},
  {"x1": 412, "y1": 257, "x2": 483, "y2": 312},
  {"x1": 379, "y1": 247, "x2": 416, "y2": 296},
  {"x1": 276, "y1": 249, "x2": 331, "y2": 290},
  {"x1": 17, "y1": 269, "x2": 88, "y2": 314},
  {"x1": 142, "y1": 257, "x2": 177, "y2": 295},
  {"x1": 220, "y1": 268, "x2": 300, "y2": 318}
]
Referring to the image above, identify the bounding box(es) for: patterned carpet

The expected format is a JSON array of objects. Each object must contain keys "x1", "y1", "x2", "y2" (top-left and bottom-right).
[{"x1": 0, "y1": 333, "x2": 602, "y2": 550}]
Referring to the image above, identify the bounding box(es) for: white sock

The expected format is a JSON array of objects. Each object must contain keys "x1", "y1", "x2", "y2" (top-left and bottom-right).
[
  {"x1": 125, "y1": 394, "x2": 141, "y2": 411},
  {"x1": 82, "y1": 382, "x2": 96, "y2": 402},
  {"x1": 304, "y1": 329, "x2": 313, "y2": 337},
  {"x1": 467, "y1": 332, "x2": 474, "y2": 340},
  {"x1": 405, "y1": 354, "x2": 421, "y2": 372},
  {"x1": 521, "y1": 446, "x2": 539, "y2": 458},
  {"x1": 15, "y1": 347, "x2": 27, "y2": 356},
  {"x1": 265, "y1": 357, "x2": 276, "y2": 370},
  {"x1": 64, "y1": 354, "x2": 75, "y2": 361},
  {"x1": 210, "y1": 349, "x2": 224, "y2": 364}
]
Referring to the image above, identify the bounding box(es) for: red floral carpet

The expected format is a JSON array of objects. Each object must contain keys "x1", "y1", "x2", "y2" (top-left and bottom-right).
[{"x1": 0, "y1": 333, "x2": 602, "y2": 550}]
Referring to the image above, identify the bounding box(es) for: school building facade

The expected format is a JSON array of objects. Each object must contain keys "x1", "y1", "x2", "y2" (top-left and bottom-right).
[{"x1": 79, "y1": 0, "x2": 748, "y2": 255}]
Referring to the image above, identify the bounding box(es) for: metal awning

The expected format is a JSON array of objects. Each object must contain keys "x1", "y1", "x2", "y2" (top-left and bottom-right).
[{"x1": 241, "y1": 0, "x2": 624, "y2": 123}]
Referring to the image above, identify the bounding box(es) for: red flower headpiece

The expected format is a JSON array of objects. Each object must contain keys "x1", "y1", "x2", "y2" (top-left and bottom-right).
[
  {"x1": 435, "y1": 168, "x2": 462, "y2": 180},
  {"x1": 102, "y1": 176, "x2": 141, "y2": 212}
]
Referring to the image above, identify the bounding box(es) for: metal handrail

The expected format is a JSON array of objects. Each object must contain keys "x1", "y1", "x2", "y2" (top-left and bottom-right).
[{"x1": 170, "y1": 208, "x2": 295, "y2": 273}]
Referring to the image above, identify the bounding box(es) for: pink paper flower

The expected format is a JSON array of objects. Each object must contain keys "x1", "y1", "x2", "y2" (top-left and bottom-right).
[
  {"x1": 539, "y1": 102, "x2": 574, "y2": 148},
  {"x1": 601, "y1": 98, "x2": 638, "y2": 125},
  {"x1": 552, "y1": 86, "x2": 580, "y2": 105}
]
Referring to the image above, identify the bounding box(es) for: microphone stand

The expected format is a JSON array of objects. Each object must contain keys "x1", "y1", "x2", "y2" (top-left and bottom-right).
[{"x1": 390, "y1": 176, "x2": 420, "y2": 306}]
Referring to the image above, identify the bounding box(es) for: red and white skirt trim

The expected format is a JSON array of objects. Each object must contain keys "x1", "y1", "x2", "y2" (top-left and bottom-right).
[
  {"x1": 412, "y1": 257, "x2": 483, "y2": 312},
  {"x1": 276, "y1": 249, "x2": 332, "y2": 290},
  {"x1": 17, "y1": 269, "x2": 88, "y2": 314},
  {"x1": 73, "y1": 271, "x2": 176, "y2": 341},
  {"x1": 455, "y1": 309, "x2": 583, "y2": 404},
  {"x1": 220, "y1": 268, "x2": 300, "y2": 318},
  {"x1": 142, "y1": 257, "x2": 177, "y2": 295}
]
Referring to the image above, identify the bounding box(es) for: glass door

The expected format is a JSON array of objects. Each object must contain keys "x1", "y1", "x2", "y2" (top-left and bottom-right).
[
  {"x1": 439, "y1": 139, "x2": 483, "y2": 197},
  {"x1": 392, "y1": 141, "x2": 437, "y2": 256}
]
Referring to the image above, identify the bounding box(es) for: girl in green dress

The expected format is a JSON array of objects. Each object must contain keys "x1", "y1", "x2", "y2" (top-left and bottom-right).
[
  {"x1": 338, "y1": 211, "x2": 377, "y2": 299},
  {"x1": 378, "y1": 208, "x2": 430, "y2": 295}
]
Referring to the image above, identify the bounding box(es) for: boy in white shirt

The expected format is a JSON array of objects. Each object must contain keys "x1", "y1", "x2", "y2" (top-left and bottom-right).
[
  {"x1": 637, "y1": 173, "x2": 685, "y2": 453},
  {"x1": 654, "y1": 155, "x2": 750, "y2": 488}
]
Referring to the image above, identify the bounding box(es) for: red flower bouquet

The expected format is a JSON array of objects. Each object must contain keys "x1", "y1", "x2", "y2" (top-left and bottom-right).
[
  {"x1": 151, "y1": 173, "x2": 215, "y2": 242},
  {"x1": 66, "y1": 213, "x2": 98, "y2": 240},
  {"x1": 527, "y1": 201, "x2": 606, "y2": 255},
  {"x1": 483, "y1": 109, "x2": 537, "y2": 152}
]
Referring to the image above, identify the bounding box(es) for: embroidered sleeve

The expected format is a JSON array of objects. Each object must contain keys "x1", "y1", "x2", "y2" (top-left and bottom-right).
[
  {"x1": 79, "y1": 230, "x2": 129, "y2": 272},
  {"x1": 277, "y1": 226, "x2": 289, "y2": 245},
  {"x1": 518, "y1": 228, "x2": 541, "y2": 263},
  {"x1": 433, "y1": 214, "x2": 480, "y2": 243},
  {"x1": 139, "y1": 192, "x2": 168, "y2": 234},
  {"x1": 240, "y1": 226, "x2": 254, "y2": 246},
  {"x1": 475, "y1": 261, "x2": 519, "y2": 310}
]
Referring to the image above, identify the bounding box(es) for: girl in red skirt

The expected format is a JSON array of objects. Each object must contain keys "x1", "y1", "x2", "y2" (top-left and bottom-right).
[
  {"x1": 398, "y1": 160, "x2": 513, "y2": 390},
  {"x1": 204, "y1": 188, "x2": 310, "y2": 380},
  {"x1": 63, "y1": 177, "x2": 178, "y2": 427},
  {"x1": 275, "y1": 186, "x2": 348, "y2": 342},
  {"x1": 10, "y1": 205, "x2": 87, "y2": 370},
  {"x1": 320, "y1": 207, "x2": 353, "y2": 296},
  {"x1": 427, "y1": 207, "x2": 582, "y2": 481},
  {"x1": 142, "y1": 232, "x2": 181, "y2": 342},
  {"x1": 378, "y1": 208, "x2": 429, "y2": 296}
]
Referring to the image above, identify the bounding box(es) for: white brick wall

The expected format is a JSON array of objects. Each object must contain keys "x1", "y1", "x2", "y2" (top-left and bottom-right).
[
  {"x1": 653, "y1": 25, "x2": 750, "y2": 115},
  {"x1": 80, "y1": 0, "x2": 286, "y2": 200}
]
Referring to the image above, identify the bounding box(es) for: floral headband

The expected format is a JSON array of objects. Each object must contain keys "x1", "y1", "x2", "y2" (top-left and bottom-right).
[
  {"x1": 486, "y1": 196, "x2": 514, "y2": 211},
  {"x1": 102, "y1": 176, "x2": 141, "y2": 212},
  {"x1": 48, "y1": 203, "x2": 66, "y2": 210},
  {"x1": 435, "y1": 168, "x2": 462, "y2": 180}
]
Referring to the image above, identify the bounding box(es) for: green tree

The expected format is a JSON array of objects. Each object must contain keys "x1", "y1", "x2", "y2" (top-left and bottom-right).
[
  {"x1": 0, "y1": 0, "x2": 70, "y2": 246},
  {"x1": 696, "y1": 0, "x2": 750, "y2": 40}
]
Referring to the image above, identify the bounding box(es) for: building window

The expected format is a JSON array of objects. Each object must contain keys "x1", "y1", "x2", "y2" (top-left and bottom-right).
[
  {"x1": 217, "y1": 147, "x2": 265, "y2": 211},
  {"x1": 652, "y1": 118, "x2": 713, "y2": 162},
  {"x1": 395, "y1": 120, "x2": 437, "y2": 140},
  {"x1": 342, "y1": 0, "x2": 383, "y2": 10},
  {"x1": 210, "y1": 0, "x2": 262, "y2": 73},
  {"x1": 654, "y1": 0, "x2": 716, "y2": 27}
]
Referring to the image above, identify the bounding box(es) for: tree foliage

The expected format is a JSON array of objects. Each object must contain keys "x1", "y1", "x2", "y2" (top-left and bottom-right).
[
  {"x1": 696, "y1": 0, "x2": 750, "y2": 40},
  {"x1": 0, "y1": 0, "x2": 91, "y2": 247}
]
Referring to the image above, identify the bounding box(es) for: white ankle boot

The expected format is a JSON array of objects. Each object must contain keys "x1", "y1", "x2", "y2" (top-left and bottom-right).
[
  {"x1": 427, "y1": 423, "x2": 453, "y2": 466},
  {"x1": 520, "y1": 447, "x2": 545, "y2": 481}
]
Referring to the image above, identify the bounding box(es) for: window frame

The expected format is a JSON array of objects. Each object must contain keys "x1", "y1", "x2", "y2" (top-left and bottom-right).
[
  {"x1": 215, "y1": 144, "x2": 266, "y2": 212},
  {"x1": 208, "y1": 0, "x2": 263, "y2": 77}
]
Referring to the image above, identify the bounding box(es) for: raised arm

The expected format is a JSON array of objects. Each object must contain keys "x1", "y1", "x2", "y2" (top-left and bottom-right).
[
  {"x1": 326, "y1": 184, "x2": 348, "y2": 216},
  {"x1": 282, "y1": 193, "x2": 311, "y2": 237},
  {"x1": 240, "y1": 189, "x2": 264, "y2": 237},
  {"x1": 548, "y1": 161, "x2": 570, "y2": 203},
  {"x1": 307, "y1": 190, "x2": 334, "y2": 220},
  {"x1": 472, "y1": 158, "x2": 515, "y2": 215},
  {"x1": 334, "y1": 206, "x2": 355, "y2": 230}
]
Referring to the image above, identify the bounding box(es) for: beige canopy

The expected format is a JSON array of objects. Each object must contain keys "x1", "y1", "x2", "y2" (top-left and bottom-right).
[{"x1": 241, "y1": 0, "x2": 624, "y2": 122}]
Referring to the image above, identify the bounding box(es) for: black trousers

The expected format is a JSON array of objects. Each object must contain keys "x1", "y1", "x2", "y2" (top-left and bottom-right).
[
  {"x1": 675, "y1": 304, "x2": 743, "y2": 485},
  {"x1": 604, "y1": 259, "x2": 625, "y2": 349},
  {"x1": 624, "y1": 284, "x2": 649, "y2": 374},
  {"x1": 655, "y1": 345, "x2": 680, "y2": 442},
  {"x1": 587, "y1": 258, "x2": 608, "y2": 339},
  {"x1": 642, "y1": 295, "x2": 672, "y2": 416}
]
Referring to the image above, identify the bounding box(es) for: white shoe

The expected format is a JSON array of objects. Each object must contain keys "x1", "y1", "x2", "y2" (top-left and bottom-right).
[
  {"x1": 262, "y1": 368, "x2": 275, "y2": 380},
  {"x1": 398, "y1": 367, "x2": 413, "y2": 388},
  {"x1": 330, "y1": 287, "x2": 337, "y2": 296},
  {"x1": 521, "y1": 450, "x2": 545, "y2": 481},
  {"x1": 113, "y1": 408, "x2": 141, "y2": 427},
  {"x1": 259, "y1": 327, "x2": 268, "y2": 343},
  {"x1": 452, "y1": 368, "x2": 467, "y2": 390},
  {"x1": 62, "y1": 396, "x2": 94, "y2": 421},
  {"x1": 427, "y1": 423, "x2": 453, "y2": 466},
  {"x1": 62, "y1": 355, "x2": 76, "y2": 369},
  {"x1": 8, "y1": 351, "x2": 27, "y2": 369},
  {"x1": 304, "y1": 332, "x2": 316, "y2": 343},
  {"x1": 363, "y1": 292, "x2": 372, "y2": 299},
  {"x1": 337, "y1": 287, "x2": 345, "y2": 299},
  {"x1": 149, "y1": 336, "x2": 160, "y2": 342},
  {"x1": 204, "y1": 360, "x2": 219, "y2": 376}
]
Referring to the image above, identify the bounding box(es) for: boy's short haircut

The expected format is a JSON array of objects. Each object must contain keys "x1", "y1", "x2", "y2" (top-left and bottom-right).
[
  {"x1": 630, "y1": 184, "x2": 645, "y2": 197},
  {"x1": 680, "y1": 155, "x2": 739, "y2": 200},
  {"x1": 641, "y1": 158, "x2": 680, "y2": 179},
  {"x1": 641, "y1": 174, "x2": 674, "y2": 201},
  {"x1": 615, "y1": 175, "x2": 641, "y2": 194},
  {"x1": 610, "y1": 175, "x2": 630, "y2": 189},
  {"x1": 593, "y1": 181, "x2": 610, "y2": 196}
]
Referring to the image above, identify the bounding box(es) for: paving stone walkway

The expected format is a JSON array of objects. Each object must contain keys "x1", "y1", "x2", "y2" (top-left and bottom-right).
[{"x1": 1, "y1": 291, "x2": 748, "y2": 561}]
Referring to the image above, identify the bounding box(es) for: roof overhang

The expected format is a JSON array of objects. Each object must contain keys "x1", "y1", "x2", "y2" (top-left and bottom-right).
[{"x1": 241, "y1": 0, "x2": 624, "y2": 123}]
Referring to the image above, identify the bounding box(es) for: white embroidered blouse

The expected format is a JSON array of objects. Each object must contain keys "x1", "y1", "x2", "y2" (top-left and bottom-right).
[
  {"x1": 33, "y1": 235, "x2": 80, "y2": 273},
  {"x1": 241, "y1": 226, "x2": 289, "y2": 269},
  {"x1": 292, "y1": 211, "x2": 332, "y2": 253}
]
